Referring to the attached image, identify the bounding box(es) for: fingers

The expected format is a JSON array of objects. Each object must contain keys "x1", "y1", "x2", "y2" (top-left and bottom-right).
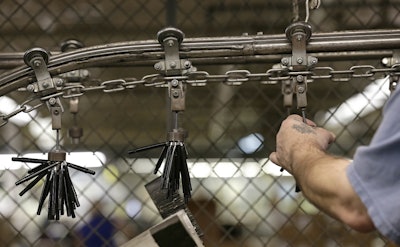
[
  {"x1": 316, "y1": 127, "x2": 336, "y2": 148},
  {"x1": 269, "y1": 152, "x2": 278, "y2": 164},
  {"x1": 287, "y1": 114, "x2": 317, "y2": 127}
]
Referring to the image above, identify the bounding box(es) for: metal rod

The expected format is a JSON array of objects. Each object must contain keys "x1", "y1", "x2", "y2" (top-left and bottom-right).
[
  {"x1": 18, "y1": 171, "x2": 47, "y2": 196},
  {"x1": 128, "y1": 142, "x2": 166, "y2": 154},
  {"x1": 154, "y1": 145, "x2": 168, "y2": 174},
  {"x1": 67, "y1": 162, "x2": 96, "y2": 175},
  {"x1": 12, "y1": 157, "x2": 48, "y2": 164},
  {"x1": 15, "y1": 161, "x2": 59, "y2": 185},
  {"x1": 37, "y1": 172, "x2": 52, "y2": 215}
]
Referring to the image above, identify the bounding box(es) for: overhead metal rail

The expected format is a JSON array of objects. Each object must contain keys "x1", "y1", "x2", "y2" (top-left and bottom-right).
[{"x1": 0, "y1": 29, "x2": 399, "y2": 96}]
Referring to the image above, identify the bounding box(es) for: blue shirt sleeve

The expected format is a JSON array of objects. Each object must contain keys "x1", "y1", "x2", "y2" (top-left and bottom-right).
[{"x1": 347, "y1": 87, "x2": 400, "y2": 244}]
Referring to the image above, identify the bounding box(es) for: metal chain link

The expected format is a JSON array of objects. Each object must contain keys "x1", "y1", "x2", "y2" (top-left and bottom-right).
[{"x1": 2, "y1": 64, "x2": 400, "y2": 127}]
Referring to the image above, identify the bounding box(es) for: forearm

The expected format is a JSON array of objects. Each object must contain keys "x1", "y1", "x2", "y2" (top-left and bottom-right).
[{"x1": 292, "y1": 149, "x2": 375, "y2": 232}]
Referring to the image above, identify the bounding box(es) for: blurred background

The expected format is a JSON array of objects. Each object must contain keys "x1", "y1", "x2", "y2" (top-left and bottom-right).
[{"x1": 0, "y1": 0, "x2": 399, "y2": 246}]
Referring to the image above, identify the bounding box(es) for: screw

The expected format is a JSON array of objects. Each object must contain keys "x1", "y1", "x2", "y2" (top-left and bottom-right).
[
  {"x1": 170, "y1": 61, "x2": 177, "y2": 68},
  {"x1": 42, "y1": 82, "x2": 49, "y2": 88},
  {"x1": 53, "y1": 109, "x2": 59, "y2": 115},
  {"x1": 281, "y1": 58, "x2": 289, "y2": 66},
  {"x1": 167, "y1": 40, "x2": 174, "y2": 47},
  {"x1": 296, "y1": 34, "x2": 303, "y2": 41},
  {"x1": 171, "y1": 79, "x2": 179, "y2": 87},
  {"x1": 297, "y1": 57, "x2": 303, "y2": 64}
]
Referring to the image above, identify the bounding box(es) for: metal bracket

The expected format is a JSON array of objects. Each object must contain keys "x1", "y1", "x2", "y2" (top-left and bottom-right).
[
  {"x1": 48, "y1": 97, "x2": 63, "y2": 130},
  {"x1": 24, "y1": 48, "x2": 56, "y2": 94},
  {"x1": 169, "y1": 78, "x2": 186, "y2": 112},
  {"x1": 282, "y1": 79, "x2": 294, "y2": 109},
  {"x1": 155, "y1": 27, "x2": 191, "y2": 76}
]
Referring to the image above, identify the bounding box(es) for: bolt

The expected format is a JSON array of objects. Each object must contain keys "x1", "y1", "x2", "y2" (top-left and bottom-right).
[
  {"x1": 281, "y1": 58, "x2": 289, "y2": 66},
  {"x1": 297, "y1": 57, "x2": 303, "y2": 64},
  {"x1": 167, "y1": 40, "x2": 175, "y2": 47},
  {"x1": 26, "y1": 84, "x2": 35, "y2": 92},
  {"x1": 33, "y1": 59, "x2": 42, "y2": 68},
  {"x1": 296, "y1": 75, "x2": 304, "y2": 82},
  {"x1": 154, "y1": 62, "x2": 162, "y2": 70},
  {"x1": 183, "y1": 61, "x2": 191, "y2": 69},
  {"x1": 82, "y1": 70, "x2": 90, "y2": 77},
  {"x1": 297, "y1": 86, "x2": 305, "y2": 94},
  {"x1": 296, "y1": 34, "x2": 303, "y2": 41},
  {"x1": 171, "y1": 79, "x2": 179, "y2": 87},
  {"x1": 170, "y1": 61, "x2": 176, "y2": 68},
  {"x1": 42, "y1": 82, "x2": 49, "y2": 88},
  {"x1": 55, "y1": 79, "x2": 63, "y2": 87},
  {"x1": 311, "y1": 58, "x2": 318, "y2": 65},
  {"x1": 48, "y1": 97, "x2": 57, "y2": 105},
  {"x1": 172, "y1": 90, "x2": 180, "y2": 98}
]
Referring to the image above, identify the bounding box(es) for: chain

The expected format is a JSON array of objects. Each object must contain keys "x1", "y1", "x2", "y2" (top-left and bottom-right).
[{"x1": 1, "y1": 64, "x2": 400, "y2": 127}]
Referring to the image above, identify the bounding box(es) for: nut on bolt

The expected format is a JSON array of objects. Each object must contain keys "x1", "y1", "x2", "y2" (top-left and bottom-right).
[
  {"x1": 171, "y1": 79, "x2": 179, "y2": 87},
  {"x1": 296, "y1": 57, "x2": 304, "y2": 64},
  {"x1": 48, "y1": 97, "x2": 57, "y2": 105},
  {"x1": 154, "y1": 62, "x2": 163, "y2": 71},
  {"x1": 281, "y1": 58, "x2": 289, "y2": 66},
  {"x1": 296, "y1": 75, "x2": 304, "y2": 82},
  {"x1": 26, "y1": 84, "x2": 35, "y2": 92}
]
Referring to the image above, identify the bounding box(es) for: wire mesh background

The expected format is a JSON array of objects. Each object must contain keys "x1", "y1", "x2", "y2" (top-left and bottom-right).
[{"x1": 0, "y1": 0, "x2": 399, "y2": 246}]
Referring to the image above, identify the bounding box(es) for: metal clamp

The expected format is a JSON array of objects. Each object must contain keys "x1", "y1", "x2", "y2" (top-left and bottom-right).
[
  {"x1": 282, "y1": 22, "x2": 317, "y2": 111},
  {"x1": 383, "y1": 50, "x2": 400, "y2": 94},
  {"x1": 156, "y1": 28, "x2": 190, "y2": 112}
]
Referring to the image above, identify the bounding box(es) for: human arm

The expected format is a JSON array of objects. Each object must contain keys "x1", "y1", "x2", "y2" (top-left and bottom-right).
[{"x1": 269, "y1": 114, "x2": 375, "y2": 232}]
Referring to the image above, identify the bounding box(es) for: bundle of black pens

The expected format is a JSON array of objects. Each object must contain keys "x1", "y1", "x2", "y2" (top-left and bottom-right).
[
  {"x1": 13, "y1": 149, "x2": 95, "y2": 219},
  {"x1": 128, "y1": 128, "x2": 192, "y2": 203}
]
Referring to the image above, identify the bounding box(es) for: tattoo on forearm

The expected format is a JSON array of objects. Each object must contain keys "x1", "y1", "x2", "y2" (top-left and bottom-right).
[{"x1": 292, "y1": 124, "x2": 315, "y2": 134}]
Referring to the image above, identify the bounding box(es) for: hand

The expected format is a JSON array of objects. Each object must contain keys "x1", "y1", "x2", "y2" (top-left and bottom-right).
[{"x1": 269, "y1": 114, "x2": 336, "y2": 175}]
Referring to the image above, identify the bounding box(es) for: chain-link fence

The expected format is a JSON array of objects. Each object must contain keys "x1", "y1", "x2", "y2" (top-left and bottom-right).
[{"x1": 0, "y1": 0, "x2": 399, "y2": 246}]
